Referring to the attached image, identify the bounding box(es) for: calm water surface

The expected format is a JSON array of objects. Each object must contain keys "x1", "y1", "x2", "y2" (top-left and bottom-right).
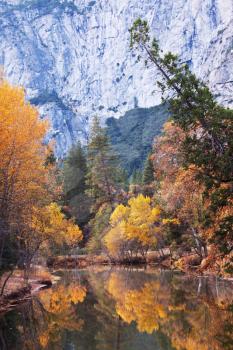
[{"x1": 0, "y1": 268, "x2": 233, "y2": 350}]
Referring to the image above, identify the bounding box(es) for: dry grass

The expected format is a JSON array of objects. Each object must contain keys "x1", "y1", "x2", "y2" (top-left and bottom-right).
[
  {"x1": 0, "y1": 266, "x2": 52, "y2": 298},
  {"x1": 0, "y1": 273, "x2": 24, "y2": 296}
]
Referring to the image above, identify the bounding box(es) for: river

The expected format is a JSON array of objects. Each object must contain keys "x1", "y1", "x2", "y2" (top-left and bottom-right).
[{"x1": 0, "y1": 267, "x2": 232, "y2": 349}]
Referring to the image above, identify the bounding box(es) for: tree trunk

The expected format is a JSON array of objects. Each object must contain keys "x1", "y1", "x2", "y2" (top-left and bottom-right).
[
  {"x1": 203, "y1": 243, "x2": 208, "y2": 258},
  {"x1": 190, "y1": 227, "x2": 203, "y2": 259},
  {"x1": 0, "y1": 269, "x2": 14, "y2": 297}
]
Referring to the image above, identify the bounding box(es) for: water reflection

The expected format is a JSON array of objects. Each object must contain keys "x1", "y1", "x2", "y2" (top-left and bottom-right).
[
  {"x1": 38, "y1": 282, "x2": 86, "y2": 348},
  {"x1": 0, "y1": 268, "x2": 232, "y2": 350},
  {"x1": 104, "y1": 270, "x2": 233, "y2": 350}
]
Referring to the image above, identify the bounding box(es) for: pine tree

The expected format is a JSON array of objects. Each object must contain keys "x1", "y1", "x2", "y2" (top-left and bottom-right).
[
  {"x1": 63, "y1": 142, "x2": 87, "y2": 200},
  {"x1": 130, "y1": 18, "x2": 233, "y2": 256},
  {"x1": 86, "y1": 116, "x2": 123, "y2": 211},
  {"x1": 142, "y1": 154, "x2": 154, "y2": 185},
  {"x1": 130, "y1": 169, "x2": 143, "y2": 185},
  {"x1": 63, "y1": 142, "x2": 91, "y2": 225}
]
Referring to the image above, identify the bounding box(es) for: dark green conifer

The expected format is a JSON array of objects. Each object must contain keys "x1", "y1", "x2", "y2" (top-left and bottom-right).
[
  {"x1": 86, "y1": 116, "x2": 123, "y2": 210},
  {"x1": 63, "y1": 141, "x2": 87, "y2": 200},
  {"x1": 130, "y1": 169, "x2": 143, "y2": 185},
  {"x1": 63, "y1": 142, "x2": 91, "y2": 226},
  {"x1": 142, "y1": 154, "x2": 154, "y2": 185}
]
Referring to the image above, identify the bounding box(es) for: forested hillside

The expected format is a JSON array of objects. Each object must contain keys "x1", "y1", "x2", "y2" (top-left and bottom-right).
[{"x1": 106, "y1": 104, "x2": 169, "y2": 175}]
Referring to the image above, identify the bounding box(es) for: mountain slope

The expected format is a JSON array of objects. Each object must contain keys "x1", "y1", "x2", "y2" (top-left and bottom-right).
[
  {"x1": 0, "y1": 0, "x2": 232, "y2": 156},
  {"x1": 106, "y1": 104, "x2": 169, "y2": 174}
]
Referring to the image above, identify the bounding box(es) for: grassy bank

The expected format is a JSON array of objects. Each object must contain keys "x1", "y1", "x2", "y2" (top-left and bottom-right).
[{"x1": 0, "y1": 267, "x2": 53, "y2": 314}]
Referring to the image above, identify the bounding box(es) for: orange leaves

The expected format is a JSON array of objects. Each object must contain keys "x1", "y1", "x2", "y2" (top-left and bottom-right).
[
  {"x1": 120, "y1": 284, "x2": 167, "y2": 333},
  {"x1": 0, "y1": 81, "x2": 48, "y2": 165},
  {"x1": 0, "y1": 79, "x2": 82, "y2": 261},
  {"x1": 65, "y1": 222, "x2": 83, "y2": 247},
  {"x1": 0, "y1": 80, "x2": 49, "y2": 220},
  {"x1": 152, "y1": 121, "x2": 185, "y2": 180},
  {"x1": 152, "y1": 117, "x2": 233, "y2": 265},
  {"x1": 38, "y1": 282, "x2": 86, "y2": 347},
  {"x1": 104, "y1": 270, "x2": 232, "y2": 349},
  {"x1": 204, "y1": 199, "x2": 233, "y2": 241},
  {"x1": 152, "y1": 120, "x2": 207, "y2": 254}
]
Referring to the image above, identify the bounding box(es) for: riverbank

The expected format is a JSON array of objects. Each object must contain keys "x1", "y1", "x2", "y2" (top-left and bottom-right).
[
  {"x1": 0, "y1": 267, "x2": 53, "y2": 314},
  {"x1": 47, "y1": 250, "x2": 233, "y2": 279},
  {"x1": 1, "y1": 252, "x2": 232, "y2": 316}
]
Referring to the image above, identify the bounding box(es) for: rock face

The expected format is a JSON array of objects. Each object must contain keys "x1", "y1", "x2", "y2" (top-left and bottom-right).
[{"x1": 0, "y1": 0, "x2": 232, "y2": 156}]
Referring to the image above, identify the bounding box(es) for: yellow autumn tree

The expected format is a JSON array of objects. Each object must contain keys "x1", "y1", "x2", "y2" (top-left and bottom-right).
[
  {"x1": 0, "y1": 80, "x2": 50, "y2": 267},
  {"x1": 20, "y1": 202, "x2": 83, "y2": 270},
  {"x1": 0, "y1": 79, "x2": 83, "y2": 274},
  {"x1": 126, "y1": 195, "x2": 160, "y2": 252},
  {"x1": 103, "y1": 204, "x2": 130, "y2": 258},
  {"x1": 104, "y1": 194, "x2": 169, "y2": 259}
]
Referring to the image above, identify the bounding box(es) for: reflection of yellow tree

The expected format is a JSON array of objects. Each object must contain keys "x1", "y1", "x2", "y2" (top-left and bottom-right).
[
  {"x1": 168, "y1": 300, "x2": 233, "y2": 350},
  {"x1": 106, "y1": 271, "x2": 233, "y2": 350},
  {"x1": 40, "y1": 283, "x2": 86, "y2": 313},
  {"x1": 37, "y1": 282, "x2": 86, "y2": 348},
  {"x1": 107, "y1": 273, "x2": 167, "y2": 334}
]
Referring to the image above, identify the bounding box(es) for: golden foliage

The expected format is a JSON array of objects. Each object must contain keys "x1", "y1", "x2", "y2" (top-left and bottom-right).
[
  {"x1": 20, "y1": 202, "x2": 83, "y2": 259},
  {"x1": 104, "y1": 194, "x2": 174, "y2": 258},
  {"x1": 0, "y1": 80, "x2": 83, "y2": 265},
  {"x1": 0, "y1": 81, "x2": 49, "y2": 219},
  {"x1": 37, "y1": 282, "x2": 87, "y2": 348},
  {"x1": 40, "y1": 283, "x2": 86, "y2": 314},
  {"x1": 107, "y1": 272, "x2": 167, "y2": 334},
  {"x1": 105, "y1": 271, "x2": 233, "y2": 349}
]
